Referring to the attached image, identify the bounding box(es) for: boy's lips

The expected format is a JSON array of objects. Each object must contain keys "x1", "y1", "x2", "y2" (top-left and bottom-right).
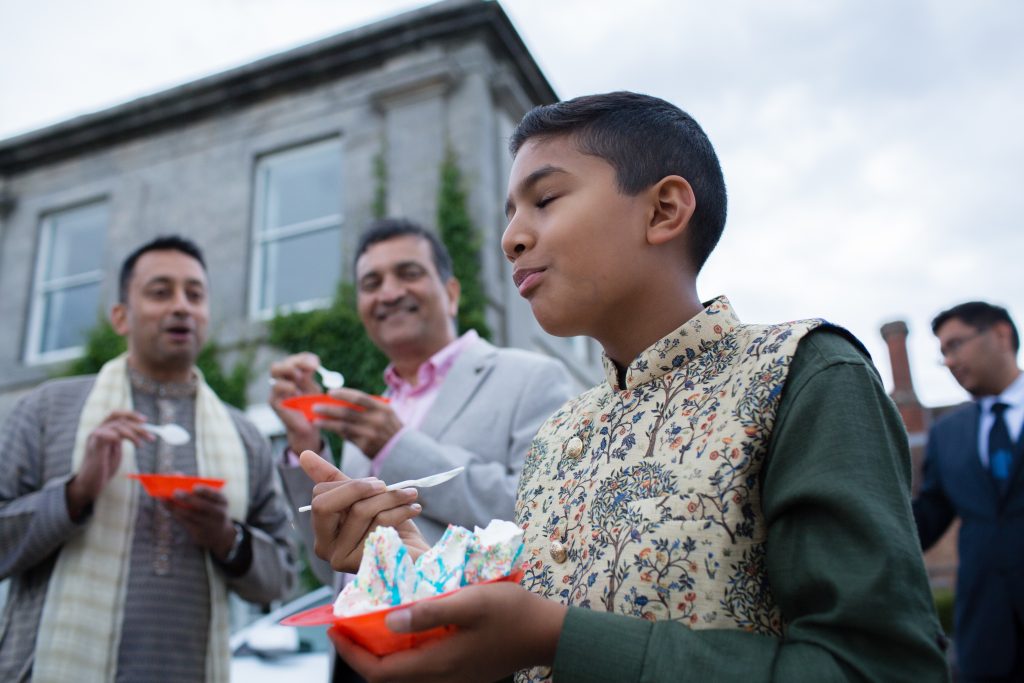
[{"x1": 512, "y1": 267, "x2": 545, "y2": 296}]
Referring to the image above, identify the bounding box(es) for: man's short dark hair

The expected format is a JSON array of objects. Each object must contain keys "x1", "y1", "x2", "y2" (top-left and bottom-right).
[
  {"x1": 354, "y1": 218, "x2": 454, "y2": 281},
  {"x1": 932, "y1": 301, "x2": 1019, "y2": 352},
  {"x1": 119, "y1": 235, "x2": 207, "y2": 303},
  {"x1": 509, "y1": 91, "x2": 727, "y2": 272}
]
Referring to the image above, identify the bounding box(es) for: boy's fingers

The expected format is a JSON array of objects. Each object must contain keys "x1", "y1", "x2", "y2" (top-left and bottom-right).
[
  {"x1": 312, "y1": 478, "x2": 387, "y2": 514},
  {"x1": 373, "y1": 503, "x2": 422, "y2": 529},
  {"x1": 299, "y1": 450, "x2": 348, "y2": 484},
  {"x1": 332, "y1": 500, "x2": 421, "y2": 563},
  {"x1": 387, "y1": 588, "x2": 470, "y2": 633},
  {"x1": 308, "y1": 478, "x2": 387, "y2": 565},
  {"x1": 330, "y1": 488, "x2": 414, "y2": 544},
  {"x1": 311, "y1": 479, "x2": 347, "y2": 498}
]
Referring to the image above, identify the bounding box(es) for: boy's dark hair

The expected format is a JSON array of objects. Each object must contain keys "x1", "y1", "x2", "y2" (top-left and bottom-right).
[
  {"x1": 509, "y1": 91, "x2": 728, "y2": 272},
  {"x1": 354, "y1": 218, "x2": 454, "y2": 281},
  {"x1": 119, "y1": 235, "x2": 207, "y2": 303},
  {"x1": 932, "y1": 301, "x2": 1019, "y2": 352}
]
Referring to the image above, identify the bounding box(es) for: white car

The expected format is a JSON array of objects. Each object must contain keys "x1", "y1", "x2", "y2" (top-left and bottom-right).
[{"x1": 230, "y1": 586, "x2": 333, "y2": 681}]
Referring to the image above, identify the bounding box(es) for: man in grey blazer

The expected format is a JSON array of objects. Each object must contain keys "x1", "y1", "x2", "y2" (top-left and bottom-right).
[{"x1": 271, "y1": 219, "x2": 573, "y2": 582}]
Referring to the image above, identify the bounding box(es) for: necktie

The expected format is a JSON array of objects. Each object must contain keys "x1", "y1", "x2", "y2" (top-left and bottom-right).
[{"x1": 988, "y1": 402, "x2": 1014, "y2": 496}]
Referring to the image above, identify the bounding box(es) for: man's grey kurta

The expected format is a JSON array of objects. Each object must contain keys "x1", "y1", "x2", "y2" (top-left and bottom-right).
[{"x1": 0, "y1": 374, "x2": 297, "y2": 682}]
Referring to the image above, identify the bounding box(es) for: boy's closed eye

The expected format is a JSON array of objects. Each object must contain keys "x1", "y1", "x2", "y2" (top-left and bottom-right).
[{"x1": 536, "y1": 194, "x2": 558, "y2": 209}]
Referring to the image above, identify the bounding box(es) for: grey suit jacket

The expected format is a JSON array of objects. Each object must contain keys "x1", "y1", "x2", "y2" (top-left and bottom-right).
[{"x1": 279, "y1": 338, "x2": 573, "y2": 586}]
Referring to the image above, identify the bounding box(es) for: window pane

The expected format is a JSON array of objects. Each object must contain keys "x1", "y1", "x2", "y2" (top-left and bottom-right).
[
  {"x1": 261, "y1": 227, "x2": 342, "y2": 310},
  {"x1": 45, "y1": 203, "x2": 107, "y2": 280},
  {"x1": 39, "y1": 282, "x2": 102, "y2": 353},
  {"x1": 262, "y1": 145, "x2": 341, "y2": 230}
]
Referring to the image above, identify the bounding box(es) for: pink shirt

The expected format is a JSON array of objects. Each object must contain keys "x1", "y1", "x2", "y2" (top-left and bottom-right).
[
  {"x1": 371, "y1": 330, "x2": 479, "y2": 474},
  {"x1": 284, "y1": 331, "x2": 480, "y2": 470}
]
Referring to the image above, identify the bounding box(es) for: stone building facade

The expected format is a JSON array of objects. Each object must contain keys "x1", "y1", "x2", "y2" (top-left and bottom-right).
[{"x1": 0, "y1": 0, "x2": 601, "y2": 429}]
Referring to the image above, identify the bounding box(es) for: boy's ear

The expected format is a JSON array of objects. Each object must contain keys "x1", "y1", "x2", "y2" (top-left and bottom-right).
[{"x1": 645, "y1": 175, "x2": 696, "y2": 246}]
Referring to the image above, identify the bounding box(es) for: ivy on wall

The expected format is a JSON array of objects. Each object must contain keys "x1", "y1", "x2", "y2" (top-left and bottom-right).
[
  {"x1": 57, "y1": 317, "x2": 252, "y2": 410},
  {"x1": 267, "y1": 283, "x2": 388, "y2": 396},
  {"x1": 438, "y1": 148, "x2": 492, "y2": 340},
  {"x1": 372, "y1": 144, "x2": 388, "y2": 220}
]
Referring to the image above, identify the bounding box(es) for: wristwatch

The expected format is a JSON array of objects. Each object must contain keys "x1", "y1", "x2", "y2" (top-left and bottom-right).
[{"x1": 223, "y1": 521, "x2": 246, "y2": 564}]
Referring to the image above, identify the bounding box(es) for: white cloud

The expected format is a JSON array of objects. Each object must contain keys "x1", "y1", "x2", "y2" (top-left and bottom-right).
[{"x1": 1, "y1": 0, "x2": 1021, "y2": 408}]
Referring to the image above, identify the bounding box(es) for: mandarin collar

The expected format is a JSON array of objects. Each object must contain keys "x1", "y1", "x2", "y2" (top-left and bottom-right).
[{"x1": 600, "y1": 295, "x2": 740, "y2": 391}]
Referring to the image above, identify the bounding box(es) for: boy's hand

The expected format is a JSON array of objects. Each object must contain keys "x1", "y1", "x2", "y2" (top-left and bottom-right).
[
  {"x1": 299, "y1": 450, "x2": 428, "y2": 572},
  {"x1": 328, "y1": 582, "x2": 568, "y2": 683}
]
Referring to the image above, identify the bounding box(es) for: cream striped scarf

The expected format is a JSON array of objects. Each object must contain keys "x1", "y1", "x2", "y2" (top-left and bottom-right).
[{"x1": 33, "y1": 354, "x2": 248, "y2": 682}]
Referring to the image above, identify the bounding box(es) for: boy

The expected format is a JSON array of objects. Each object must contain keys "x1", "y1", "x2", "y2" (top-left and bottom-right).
[{"x1": 299, "y1": 92, "x2": 949, "y2": 682}]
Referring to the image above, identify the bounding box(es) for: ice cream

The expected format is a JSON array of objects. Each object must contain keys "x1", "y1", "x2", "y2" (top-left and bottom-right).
[{"x1": 334, "y1": 520, "x2": 524, "y2": 617}]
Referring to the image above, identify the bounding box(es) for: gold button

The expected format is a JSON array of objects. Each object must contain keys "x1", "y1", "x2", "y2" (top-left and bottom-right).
[
  {"x1": 566, "y1": 437, "x2": 583, "y2": 458},
  {"x1": 549, "y1": 541, "x2": 568, "y2": 564}
]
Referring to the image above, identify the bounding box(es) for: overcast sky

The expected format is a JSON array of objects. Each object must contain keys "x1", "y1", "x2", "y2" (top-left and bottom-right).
[{"x1": 1, "y1": 0, "x2": 1019, "y2": 407}]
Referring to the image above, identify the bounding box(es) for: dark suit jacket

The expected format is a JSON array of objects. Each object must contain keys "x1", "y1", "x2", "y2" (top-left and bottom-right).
[{"x1": 914, "y1": 402, "x2": 1024, "y2": 677}]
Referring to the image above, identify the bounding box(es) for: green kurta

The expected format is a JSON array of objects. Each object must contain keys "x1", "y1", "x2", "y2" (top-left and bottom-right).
[{"x1": 551, "y1": 330, "x2": 949, "y2": 682}]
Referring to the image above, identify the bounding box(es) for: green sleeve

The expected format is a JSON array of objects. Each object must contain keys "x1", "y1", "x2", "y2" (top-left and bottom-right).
[{"x1": 551, "y1": 330, "x2": 949, "y2": 682}]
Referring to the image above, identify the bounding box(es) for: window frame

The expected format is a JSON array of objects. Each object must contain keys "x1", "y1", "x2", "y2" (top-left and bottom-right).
[
  {"x1": 248, "y1": 137, "x2": 344, "y2": 320},
  {"x1": 24, "y1": 199, "x2": 109, "y2": 365}
]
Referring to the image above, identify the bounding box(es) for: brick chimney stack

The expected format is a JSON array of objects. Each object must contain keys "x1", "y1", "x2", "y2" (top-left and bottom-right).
[{"x1": 880, "y1": 320, "x2": 929, "y2": 491}]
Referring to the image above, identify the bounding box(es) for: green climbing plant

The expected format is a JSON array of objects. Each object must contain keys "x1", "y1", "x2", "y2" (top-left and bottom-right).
[
  {"x1": 438, "y1": 148, "x2": 492, "y2": 340},
  {"x1": 372, "y1": 144, "x2": 388, "y2": 220}
]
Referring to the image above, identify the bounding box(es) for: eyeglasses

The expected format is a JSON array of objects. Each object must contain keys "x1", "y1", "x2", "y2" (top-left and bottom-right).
[{"x1": 938, "y1": 330, "x2": 985, "y2": 361}]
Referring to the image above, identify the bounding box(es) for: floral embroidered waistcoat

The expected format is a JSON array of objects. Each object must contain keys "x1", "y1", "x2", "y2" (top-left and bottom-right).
[{"x1": 515, "y1": 297, "x2": 824, "y2": 679}]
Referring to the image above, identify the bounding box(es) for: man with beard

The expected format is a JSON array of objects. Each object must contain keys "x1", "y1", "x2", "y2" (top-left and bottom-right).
[{"x1": 0, "y1": 235, "x2": 296, "y2": 682}]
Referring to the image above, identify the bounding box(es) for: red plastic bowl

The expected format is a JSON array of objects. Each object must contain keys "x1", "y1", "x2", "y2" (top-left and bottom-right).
[
  {"x1": 126, "y1": 473, "x2": 225, "y2": 499},
  {"x1": 281, "y1": 569, "x2": 524, "y2": 656},
  {"x1": 280, "y1": 394, "x2": 389, "y2": 421}
]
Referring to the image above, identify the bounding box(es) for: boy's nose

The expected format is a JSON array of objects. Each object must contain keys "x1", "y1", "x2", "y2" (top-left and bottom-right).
[{"x1": 501, "y1": 219, "x2": 531, "y2": 262}]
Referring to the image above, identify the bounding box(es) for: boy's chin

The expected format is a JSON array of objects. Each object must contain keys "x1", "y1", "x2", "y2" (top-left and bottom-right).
[{"x1": 532, "y1": 309, "x2": 585, "y2": 339}]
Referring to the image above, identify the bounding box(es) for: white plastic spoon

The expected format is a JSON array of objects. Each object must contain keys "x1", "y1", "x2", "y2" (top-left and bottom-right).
[
  {"x1": 316, "y1": 364, "x2": 345, "y2": 390},
  {"x1": 297, "y1": 466, "x2": 465, "y2": 512},
  {"x1": 142, "y1": 423, "x2": 191, "y2": 446},
  {"x1": 385, "y1": 466, "x2": 465, "y2": 491},
  {"x1": 266, "y1": 364, "x2": 344, "y2": 389}
]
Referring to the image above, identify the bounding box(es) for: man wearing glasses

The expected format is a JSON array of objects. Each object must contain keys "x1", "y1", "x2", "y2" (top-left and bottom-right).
[{"x1": 914, "y1": 301, "x2": 1024, "y2": 683}]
